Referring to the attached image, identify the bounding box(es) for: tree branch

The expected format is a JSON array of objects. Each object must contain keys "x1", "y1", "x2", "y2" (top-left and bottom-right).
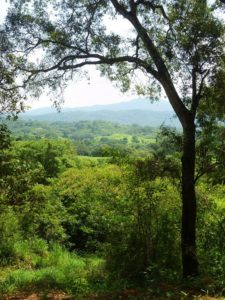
[
  {"x1": 194, "y1": 162, "x2": 218, "y2": 183},
  {"x1": 191, "y1": 69, "x2": 209, "y2": 115},
  {"x1": 135, "y1": 0, "x2": 170, "y2": 21},
  {"x1": 110, "y1": 0, "x2": 190, "y2": 127},
  {"x1": 18, "y1": 53, "x2": 158, "y2": 76}
]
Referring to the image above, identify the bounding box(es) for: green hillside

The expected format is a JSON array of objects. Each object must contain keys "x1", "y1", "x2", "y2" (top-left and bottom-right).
[
  {"x1": 7, "y1": 120, "x2": 158, "y2": 156},
  {"x1": 22, "y1": 109, "x2": 179, "y2": 127}
]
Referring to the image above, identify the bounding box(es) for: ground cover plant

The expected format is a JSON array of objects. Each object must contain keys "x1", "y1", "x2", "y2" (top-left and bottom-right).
[{"x1": 0, "y1": 122, "x2": 225, "y2": 299}]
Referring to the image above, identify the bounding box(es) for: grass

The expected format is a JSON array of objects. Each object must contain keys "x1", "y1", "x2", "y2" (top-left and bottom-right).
[
  {"x1": 105, "y1": 133, "x2": 156, "y2": 144},
  {"x1": 94, "y1": 133, "x2": 156, "y2": 145},
  {"x1": 1, "y1": 240, "x2": 224, "y2": 299},
  {"x1": 0, "y1": 241, "x2": 105, "y2": 298}
]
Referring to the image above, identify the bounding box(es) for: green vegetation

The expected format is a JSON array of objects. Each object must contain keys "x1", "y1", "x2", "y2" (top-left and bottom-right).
[
  {"x1": 0, "y1": 243, "x2": 104, "y2": 297},
  {"x1": 0, "y1": 121, "x2": 225, "y2": 299},
  {"x1": 4, "y1": 0, "x2": 225, "y2": 278},
  {"x1": 1, "y1": 0, "x2": 225, "y2": 298},
  {"x1": 7, "y1": 119, "x2": 157, "y2": 156}
]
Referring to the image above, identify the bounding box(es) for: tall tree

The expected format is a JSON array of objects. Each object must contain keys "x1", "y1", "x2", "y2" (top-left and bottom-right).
[{"x1": 3, "y1": 0, "x2": 224, "y2": 277}]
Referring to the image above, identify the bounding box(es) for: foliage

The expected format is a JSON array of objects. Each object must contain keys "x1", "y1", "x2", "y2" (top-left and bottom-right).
[
  {"x1": 4, "y1": 0, "x2": 225, "y2": 277},
  {"x1": 197, "y1": 184, "x2": 225, "y2": 289},
  {"x1": 0, "y1": 207, "x2": 21, "y2": 266},
  {"x1": 54, "y1": 164, "x2": 127, "y2": 251},
  {"x1": 3, "y1": 0, "x2": 224, "y2": 108},
  {"x1": 1, "y1": 0, "x2": 225, "y2": 292},
  {"x1": 0, "y1": 123, "x2": 225, "y2": 296},
  {"x1": 0, "y1": 243, "x2": 105, "y2": 297},
  {"x1": 0, "y1": 32, "x2": 26, "y2": 117},
  {"x1": 0, "y1": 123, "x2": 11, "y2": 150},
  {"x1": 106, "y1": 164, "x2": 181, "y2": 282},
  {"x1": 6, "y1": 119, "x2": 157, "y2": 156}
]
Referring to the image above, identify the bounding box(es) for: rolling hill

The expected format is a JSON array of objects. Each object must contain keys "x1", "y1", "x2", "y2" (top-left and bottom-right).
[{"x1": 23, "y1": 99, "x2": 179, "y2": 127}]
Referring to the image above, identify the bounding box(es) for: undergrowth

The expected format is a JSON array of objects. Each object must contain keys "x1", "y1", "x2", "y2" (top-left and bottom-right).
[{"x1": 0, "y1": 240, "x2": 107, "y2": 298}]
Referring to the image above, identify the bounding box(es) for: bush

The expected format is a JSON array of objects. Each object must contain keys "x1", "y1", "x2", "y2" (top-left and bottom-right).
[
  {"x1": 0, "y1": 208, "x2": 21, "y2": 266},
  {"x1": 197, "y1": 184, "x2": 225, "y2": 290},
  {"x1": 105, "y1": 177, "x2": 181, "y2": 282}
]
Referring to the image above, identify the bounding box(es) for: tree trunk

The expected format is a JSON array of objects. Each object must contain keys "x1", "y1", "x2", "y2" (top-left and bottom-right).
[{"x1": 181, "y1": 121, "x2": 199, "y2": 277}]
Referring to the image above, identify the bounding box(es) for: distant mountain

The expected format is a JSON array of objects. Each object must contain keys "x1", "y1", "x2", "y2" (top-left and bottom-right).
[
  {"x1": 26, "y1": 98, "x2": 172, "y2": 115},
  {"x1": 71, "y1": 98, "x2": 172, "y2": 112},
  {"x1": 22, "y1": 99, "x2": 179, "y2": 127}
]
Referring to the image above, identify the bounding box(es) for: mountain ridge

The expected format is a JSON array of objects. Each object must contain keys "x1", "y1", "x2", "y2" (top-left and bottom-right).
[
  {"x1": 26, "y1": 98, "x2": 173, "y2": 115},
  {"x1": 21, "y1": 98, "x2": 179, "y2": 127}
]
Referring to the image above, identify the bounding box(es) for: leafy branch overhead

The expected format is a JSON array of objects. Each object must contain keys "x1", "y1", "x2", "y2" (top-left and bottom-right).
[
  {"x1": 0, "y1": 31, "x2": 25, "y2": 117},
  {"x1": 2, "y1": 0, "x2": 224, "y2": 123}
]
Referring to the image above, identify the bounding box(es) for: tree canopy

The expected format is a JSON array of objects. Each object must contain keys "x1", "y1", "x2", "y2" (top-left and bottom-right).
[
  {"x1": 3, "y1": 0, "x2": 224, "y2": 121},
  {"x1": 0, "y1": 30, "x2": 25, "y2": 117}
]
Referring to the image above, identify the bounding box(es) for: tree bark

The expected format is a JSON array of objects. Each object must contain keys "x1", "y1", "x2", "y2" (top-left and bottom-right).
[
  {"x1": 181, "y1": 121, "x2": 199, "y2": 277},
  {"x1": 160, "y1": 78, "x2": 200, "y2": 277}
]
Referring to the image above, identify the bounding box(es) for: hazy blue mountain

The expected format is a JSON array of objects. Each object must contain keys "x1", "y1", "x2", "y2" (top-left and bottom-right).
[
  {"x1": 23, "y1": 110, "x2": 178, "y2": 127},
  {"x1": 26, "y1": 98, "x2": 172, "y2": 115},
  {"x1": 71, "y1": 98, "x2": 172, "y2": 112},
  {"x1": 22, "y1": 98, "x2": 179, "y2": 127}
]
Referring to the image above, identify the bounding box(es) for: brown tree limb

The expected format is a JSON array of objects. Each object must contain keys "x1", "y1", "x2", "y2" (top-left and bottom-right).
[{"x1": 110, "y1": 0, "x2": 190, "y2": 127}]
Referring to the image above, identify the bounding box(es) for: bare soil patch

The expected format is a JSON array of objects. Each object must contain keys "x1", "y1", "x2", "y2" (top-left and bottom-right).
[{"x1": 4, "y1": 291, "x2": 72, "y2": 300}]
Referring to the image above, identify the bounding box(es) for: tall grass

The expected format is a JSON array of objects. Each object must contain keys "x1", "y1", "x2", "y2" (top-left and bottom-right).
[{"x1": 0, "y1": 240, "x2": 105, "y2": 297}]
